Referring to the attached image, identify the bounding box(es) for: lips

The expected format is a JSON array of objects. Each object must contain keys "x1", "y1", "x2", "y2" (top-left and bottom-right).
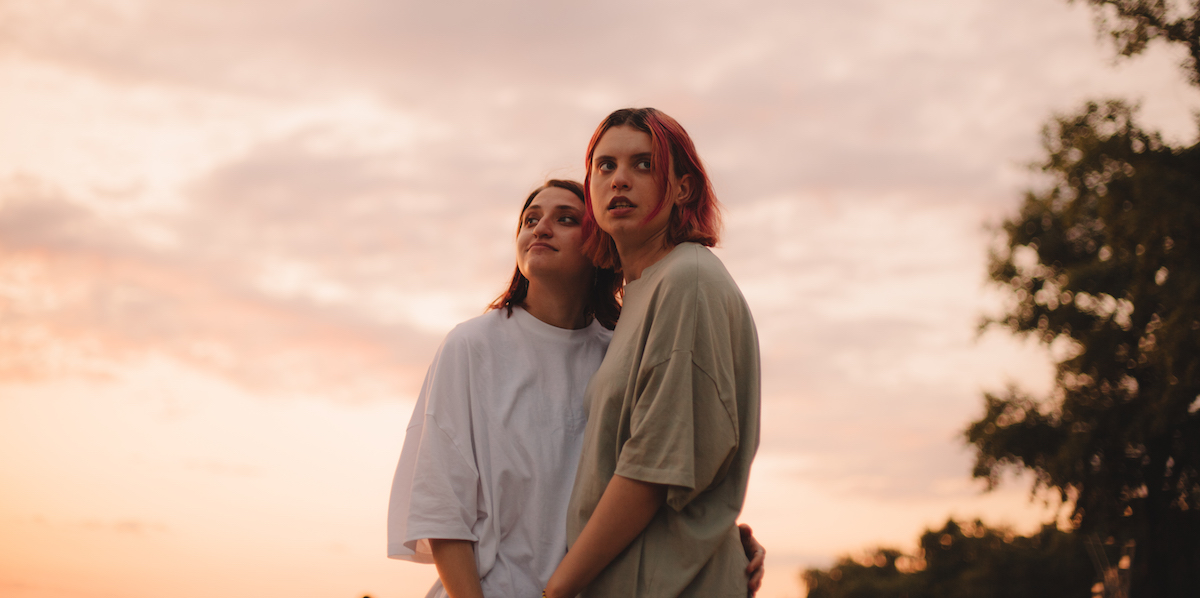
[
  {"x1": 607, "y1": 196, "x2": 636, "y2": 213},
  {"x1": 529, "y1": 242, "x2": 556, "y2": 251}
]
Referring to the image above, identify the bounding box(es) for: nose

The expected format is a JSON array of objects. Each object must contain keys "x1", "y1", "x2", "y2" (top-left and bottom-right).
[
  {"x1": 611, "y1": 164, "x2": 631, "y2": 190},
  {"x1": 532, "y1": 216, "x2": 554, "y2": 238}
]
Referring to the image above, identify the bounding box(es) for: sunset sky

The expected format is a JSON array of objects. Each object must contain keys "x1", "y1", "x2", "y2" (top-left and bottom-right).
[{"x1": 2, "y1": 1, "x2": 1199, "y2": 597}]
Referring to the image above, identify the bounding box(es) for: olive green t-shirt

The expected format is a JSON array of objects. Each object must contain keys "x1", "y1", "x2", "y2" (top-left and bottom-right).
[{"x1": 566, "y1": 243, "x2": 761, "y2": 598}]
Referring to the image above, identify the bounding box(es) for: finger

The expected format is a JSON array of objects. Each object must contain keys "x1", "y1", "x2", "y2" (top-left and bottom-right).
[
  {"x1": 738, "y1": 523, "x2": 753, "y2": 539},
  {"x1": 750, "y1": 568, "x2": 763, "y2": 589},
  {"x1": 745, "y1": 550, "x2": 759, "y2": 573},
  {"x1": 746, "y1": 548, "x2": 765, "y2": 573},
  {"x1": 739, "y1": 526, "x2": 759, "y2": 558},
  {"x1": 744, "y1": 534, "x2": 765, "y2": 568}
]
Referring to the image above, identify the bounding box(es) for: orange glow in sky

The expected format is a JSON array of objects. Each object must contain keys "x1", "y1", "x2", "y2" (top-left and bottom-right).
[{"x1": 2, "y1": 1, "x2": 1198, "y2": 597}]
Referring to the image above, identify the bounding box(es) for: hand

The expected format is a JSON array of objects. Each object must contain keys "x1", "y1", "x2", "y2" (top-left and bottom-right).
[
  {"x1": 544, "y1": 475, "x2": 666, "y2": 598},
  {"x1": 738, "y1": 523, "x2": 765, "y2": 596}
]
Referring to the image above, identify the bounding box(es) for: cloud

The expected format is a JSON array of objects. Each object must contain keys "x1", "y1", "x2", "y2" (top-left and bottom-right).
[
  {"x1": 0, "y1": 175, "x2": 125, "y2": 252},
  {"x1": 0, "y1": 173, "x2": 444, "y2": 400},
  {"x1": 1, "y1": 0, "x2": 1195, "y2": 510},
  {"x1": 6, "y1": 0, "x2": 1194, "y2": 212}
]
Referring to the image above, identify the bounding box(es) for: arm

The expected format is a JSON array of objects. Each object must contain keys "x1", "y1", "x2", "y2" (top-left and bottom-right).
[
  {"x1": 429, "y1": 539, "x2": 484, "y2": 598},
  {"x1": 543, "y1": 474, "x2": 666, "y2": 598},
  {"x1": 739, "y1": 523, "x2": 766, "y2": 595}
]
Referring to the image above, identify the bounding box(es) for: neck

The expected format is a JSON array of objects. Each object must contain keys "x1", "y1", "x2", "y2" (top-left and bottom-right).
[
  {"x1": 522, "y1": 275, "x2": 591, "y2": 330},
  {"x1": 615, "y1": 231, "x2": 675, "y2": 283}
]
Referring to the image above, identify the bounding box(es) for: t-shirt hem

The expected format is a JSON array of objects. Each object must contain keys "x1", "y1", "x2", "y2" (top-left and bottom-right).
[
  {"x1": 404, "y1": 528, "x2": 477, "y2": 544},
  {"x1": 387, "y1": 542, "x2": 434, "y2": 564},
  {"x1": 614, "y1": 462, "x2": 694, "y2": 490}
]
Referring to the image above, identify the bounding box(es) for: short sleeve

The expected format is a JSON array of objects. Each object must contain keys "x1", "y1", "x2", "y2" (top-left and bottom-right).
[
  {"x1": 387, "y1": 332, "x2": 482, "y2": 561},
  {"x1": 615, "y1": 351, "x2": 739, "y2": 511}
]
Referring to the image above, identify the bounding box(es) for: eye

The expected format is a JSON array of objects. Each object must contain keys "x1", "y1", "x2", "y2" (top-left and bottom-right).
[
  {"x1": 596, "y1": 160, "x2": 615, "y2": 172},
  {"x1": 523, "y1": 215, "x2": 539, "y2": 227},
  {"x1": 636, "y1": 159, "x2": 652, "y2": 170},
  {"x1": 558, "y1": 215, "x2": 578, "y2": 225}
]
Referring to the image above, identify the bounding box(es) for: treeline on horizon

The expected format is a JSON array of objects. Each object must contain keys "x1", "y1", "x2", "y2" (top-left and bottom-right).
[
  {"x1": 802, "y1": 1, "x2": 1200, "y2": 597},
  {"x1": 803, "y1": 519, "x2": 1097, "y2": 598}
]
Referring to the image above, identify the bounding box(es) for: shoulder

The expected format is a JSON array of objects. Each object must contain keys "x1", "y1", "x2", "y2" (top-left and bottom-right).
[
  {"x1": 419, "y1": 311, "x2": 519, "y2": 414},
  {"x1": 652, "y1": 243, "x2": 740, "y2": 300},
  {"x1": 439, "y1": 309, "x2": 513, "y2": 355},
  {"x1": 655, "y1": 243, "x2": 730, "y2": 280}
]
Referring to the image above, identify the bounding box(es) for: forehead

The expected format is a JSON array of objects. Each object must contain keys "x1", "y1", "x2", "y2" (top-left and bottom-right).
[
  {"x1": 525, "y1": 187, "x2": 582, "y2": 211},
  {"x1": 594, "y1": 125, "x2": 652, "y2": 155}
]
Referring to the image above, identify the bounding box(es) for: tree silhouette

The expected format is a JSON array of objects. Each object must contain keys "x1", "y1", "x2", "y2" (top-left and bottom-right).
[
  {"x1": 964, "y1": 3, "x2": 1200, "y2": 595},
  {"x1": 801, "y1": 519, "x2": 1093, "y2": 598},
  {"x1": 1072, "y1": 0, "x2": 1200, "y2": 85}
]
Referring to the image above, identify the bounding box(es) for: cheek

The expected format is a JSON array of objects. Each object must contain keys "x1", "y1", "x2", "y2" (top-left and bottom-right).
[
  {"x1": 559, "y1": 226, "x2": 584, "y2": 247},
  {"x1": 589, "y1": 194, "x2": 608, "y2": 222},
  {"x1": 515, "y1": 230, "x2": 534, "y2": 256},
  {"x1": 558, "y1": 230, "x2": 589, "y2": 259},
  {"x1": 588, "y1": 180, "x2": 605, "y2": 204}
]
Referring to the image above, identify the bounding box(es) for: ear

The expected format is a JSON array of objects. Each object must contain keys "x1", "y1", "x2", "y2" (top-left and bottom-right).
[{"x1": 673, "y1": 173, "x2": 694, "y2": 206}]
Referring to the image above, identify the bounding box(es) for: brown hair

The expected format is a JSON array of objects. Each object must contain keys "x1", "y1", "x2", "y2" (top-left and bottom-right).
[
  {"x1": 488, "y1": 179, "x2": 622, "y2": 329},
  {"x1": 581, "y1": 107, "x2": 722, "y2": 271}
]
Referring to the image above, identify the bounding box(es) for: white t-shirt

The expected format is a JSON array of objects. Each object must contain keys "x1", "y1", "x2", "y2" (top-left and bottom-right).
[{"x1": 387, "y1": 306, "x2": 612, "y2": 598}]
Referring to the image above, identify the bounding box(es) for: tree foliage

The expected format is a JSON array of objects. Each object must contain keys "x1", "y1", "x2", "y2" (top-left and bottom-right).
[
  {"x1": 1073, "y1": 0, "x2": 1200, "y2": 85},
  {"x1": 801, "y1": 520, "x2": 1093, "y2": 598},
  {"x1": 965, "y1": 4, "x2": 1200, "y2": 591},
  {"x1": 805, "y1": 4, "x2": 1200, "y2": 594}
]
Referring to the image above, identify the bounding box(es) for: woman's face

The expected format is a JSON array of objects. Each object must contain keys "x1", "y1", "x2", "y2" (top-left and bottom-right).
[
  {"x1": 588, "y1": 125, "x2": 685, "y2": 247},
  {"x1": 516, "y1": 187, "x2": 593, "y2": 286}
]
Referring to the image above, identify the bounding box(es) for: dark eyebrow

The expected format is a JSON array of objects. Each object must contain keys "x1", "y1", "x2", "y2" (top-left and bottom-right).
[
  {"x1": 523, "y1": 204, "x2": 580, "y2": 218},
  {"x1": 593, "y1": 152, "x2": 652, "y2": 162}
]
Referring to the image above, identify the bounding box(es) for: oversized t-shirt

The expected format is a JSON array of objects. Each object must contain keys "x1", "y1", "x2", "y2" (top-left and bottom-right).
[
  {"x1": 387, "y1": 306, "x2": 611, "y2": 598},
  {"x1": 566, "y1": 242, "x2": 761, "y2": 598}
]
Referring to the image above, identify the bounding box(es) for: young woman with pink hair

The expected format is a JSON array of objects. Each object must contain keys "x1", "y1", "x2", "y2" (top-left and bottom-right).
[{"x1": 545, "y1": 108, "x2": 762, "y2": 598}]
